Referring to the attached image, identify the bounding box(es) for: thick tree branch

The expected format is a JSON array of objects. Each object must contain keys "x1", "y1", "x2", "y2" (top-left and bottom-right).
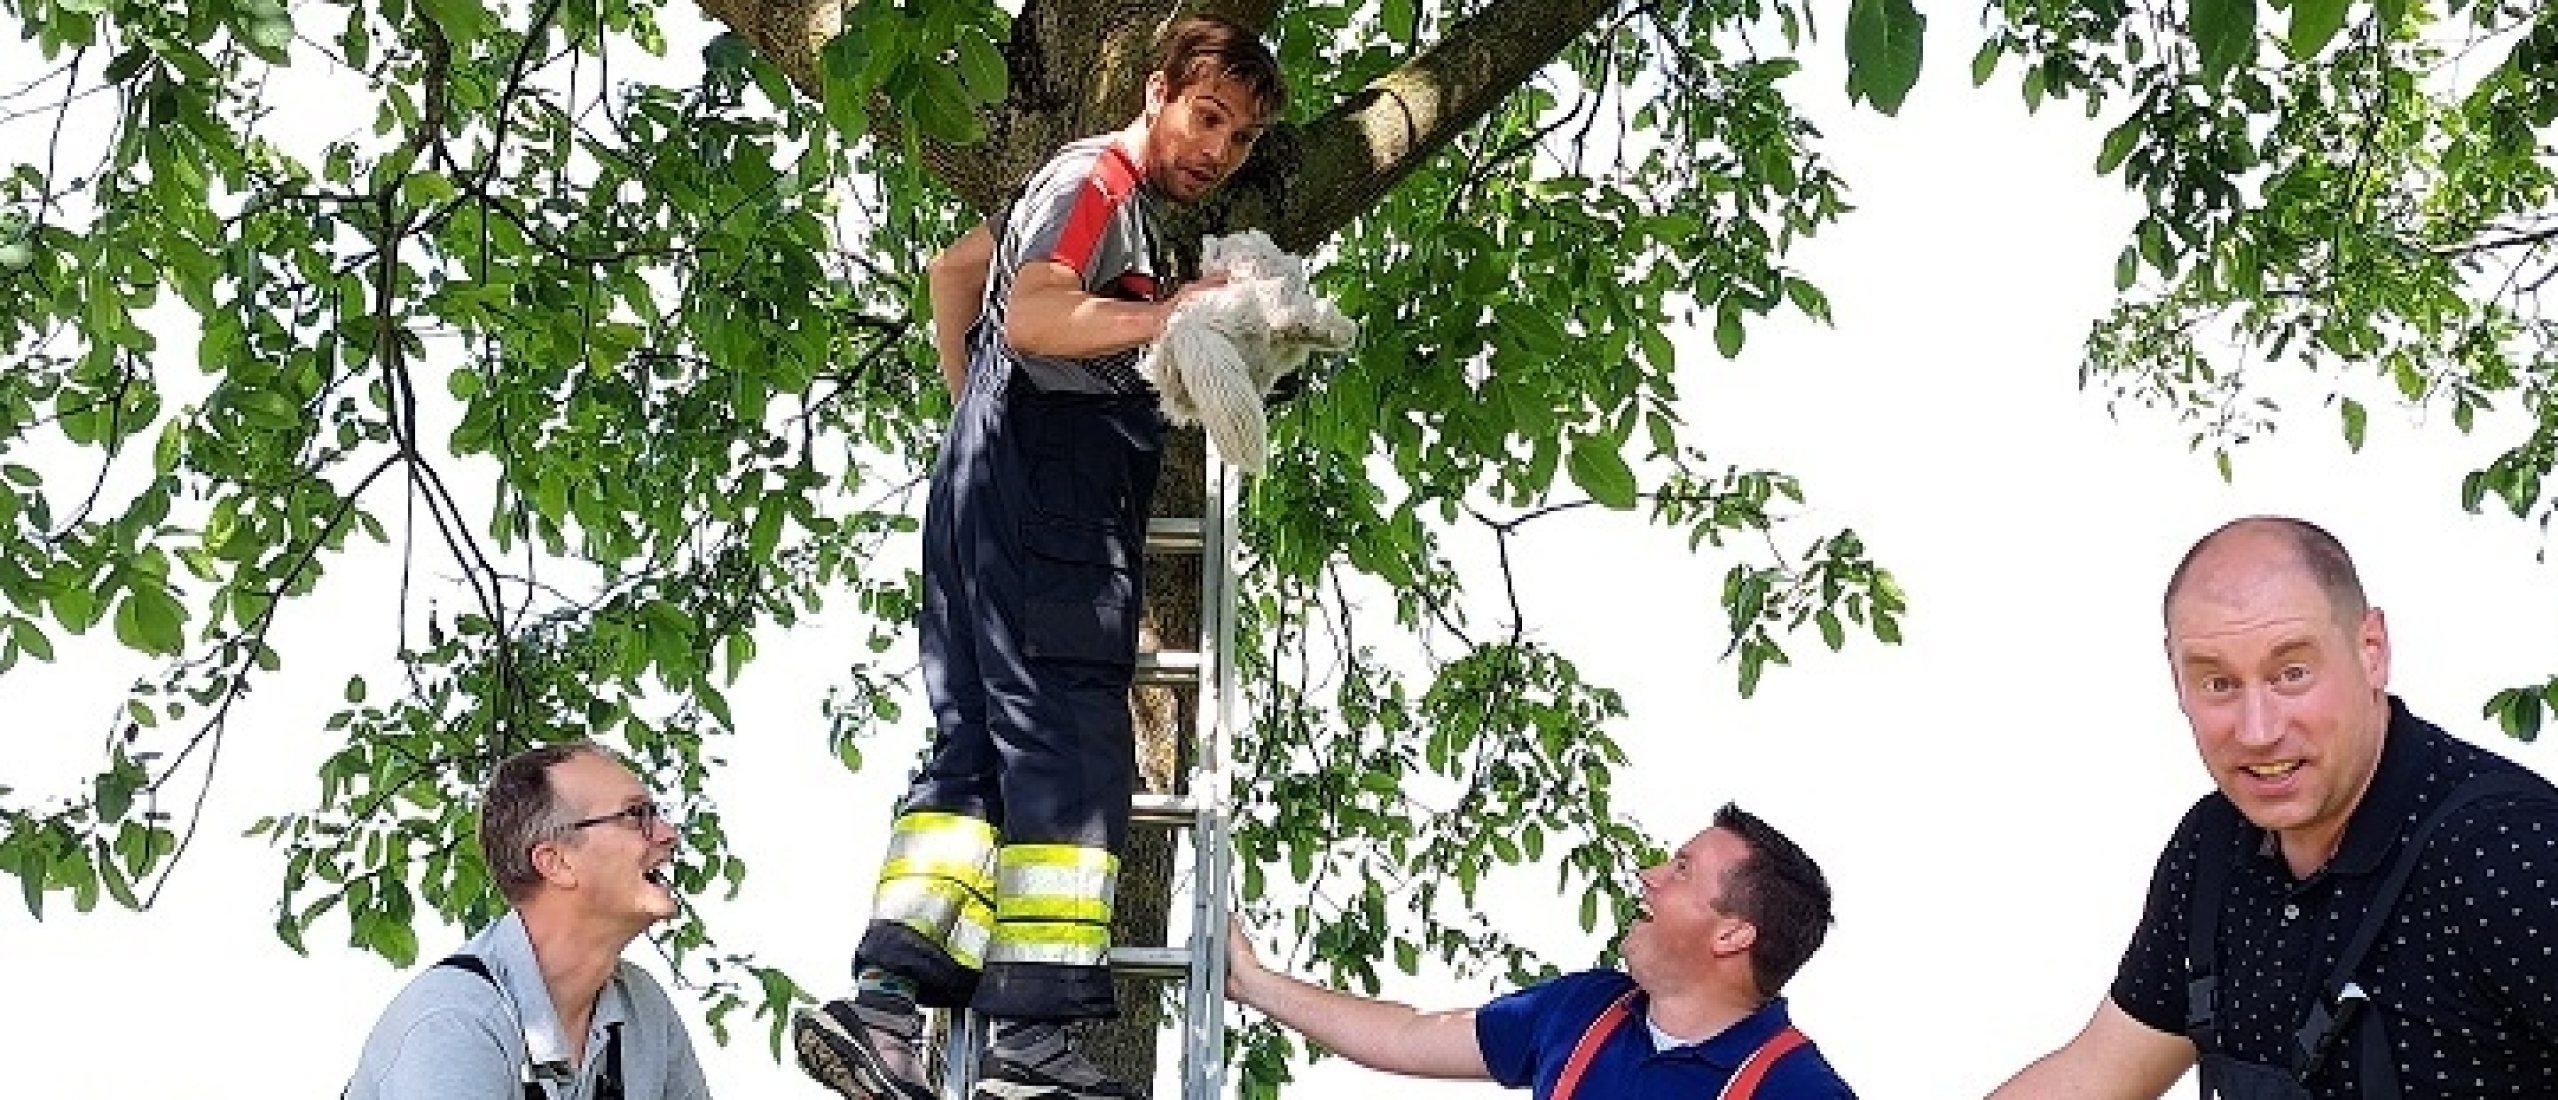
[{"x1": 693, "y1": 0, "x2": 1621, "y2": 251}]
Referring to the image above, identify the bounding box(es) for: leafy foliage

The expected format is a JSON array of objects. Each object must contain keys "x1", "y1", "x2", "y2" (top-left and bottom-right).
[
  {"x1": 0, "y1": 0, "x2": 1903, "y2": 1083},
  {"x1": 1973, "y1": 0, "x2": 2558, "y2": 734}
]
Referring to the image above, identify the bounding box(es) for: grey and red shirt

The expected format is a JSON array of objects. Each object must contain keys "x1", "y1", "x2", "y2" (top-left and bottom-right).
[{"x1": 977, "y1": 134, "x2": 1167, "y2": 395}]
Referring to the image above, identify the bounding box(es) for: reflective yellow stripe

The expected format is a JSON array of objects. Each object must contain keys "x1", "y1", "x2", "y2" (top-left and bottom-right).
[
  {"x1": 879, "y1": 812, "x2": 998, "y2": 874},
  {"x1": 986, "y1": 920, "x2": 1112, "y2": 966},
  {"x1": 871, "y1": 812, "x2": 997, "y2": 942},
  {"x1": 947, "y1": 894, "x2": 994, "y2": 969},
  {"x1": 994, "y1": 845, "x2": 1119, "y2": 910},
  {"x1": 875, "y1": 876, "x2": 991, "y2": 937},
  {"x1": 880, "y1": 855, "x2": 998, "y2": 886},
  {"x1": 986, "y1": 845, "x2": 1116, "y2": 967}
]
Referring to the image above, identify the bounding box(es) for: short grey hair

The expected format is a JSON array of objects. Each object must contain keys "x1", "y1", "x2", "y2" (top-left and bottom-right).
[{"x1": 478, "y1": 741, "x2": 611, "y2": 903}]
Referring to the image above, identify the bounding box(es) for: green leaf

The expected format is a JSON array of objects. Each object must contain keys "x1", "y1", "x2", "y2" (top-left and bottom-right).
[
  {"x1": 1969, "y1": 38, "x2": 2003, "y2": 86},
  {"x1": 1493, "y1": 299, "x2": 1568, "y2": 355},
  {"x1": 413, "y1": 0, "x2": 494, "y2": 43},
  {"x1": 241, "y1": 14, "x2": 295, "y2": 65},
  {"x1": 1566, "y1": 437, "x2": 1638, "y2": 510},
  {"x1": 1783, "y1": 278, "x2": 1833, "y2": 325},
  {"x1": 1713, "y1": 303, "x2": 1746, "y2": 358},
  {"x1": 1843, "y1": 0, "x2": 1927, "y2": 116},
  {"x1": 12, "y1": 619, "x2": 54, "y2": 662},
  {"x1": 953, "y1": 29, "x2": 1008, "y2": 103},
  {"x1": 2500, "y1": 690, "x2": 2543, "y2": 742},
  {"x1": 2286, "y1": 0, "x2": 2349, "y2": 59},
  {"x1": 2339, "y1": 397, "x2": 2367, "y2": 452},
  {"x1": 2189, "y1": 0, "x2": 2258, "y2": 87},
  {"x1": 2095, "y1": 118, "x2": 2141, "y2": 175}
]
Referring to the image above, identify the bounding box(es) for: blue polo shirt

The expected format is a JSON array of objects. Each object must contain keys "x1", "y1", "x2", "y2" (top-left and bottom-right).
[{"x1": 1476, "y1": 970, "x2": 1854, "y2": 1099}]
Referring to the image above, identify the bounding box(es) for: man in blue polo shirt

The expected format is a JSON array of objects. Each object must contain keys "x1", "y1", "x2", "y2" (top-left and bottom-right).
[{"x1": 1225, "y1": 803, "x2": 1856, "y2": 1098}]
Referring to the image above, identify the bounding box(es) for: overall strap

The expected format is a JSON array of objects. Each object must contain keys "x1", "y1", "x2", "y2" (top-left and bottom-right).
[
  {"x1": 434, "y1": 954, "x2": 548, "y2": 1100},
  {"x1": 2290, "y1": 772, "x2": 2549, "y2": 1095},
  {"x1": 600, "y1": 1022, "x2": 626, "y2": 1100},
  {"x1": 2184, "y1": 799, "x2": 2243, "y2": 1062},
  {"x1": 1551, "y1": 988, "x2": 1640, "y2": 1100},
  {"x1": 1716, "y1": 1026, "x2": 1810, "y2": 1100}
]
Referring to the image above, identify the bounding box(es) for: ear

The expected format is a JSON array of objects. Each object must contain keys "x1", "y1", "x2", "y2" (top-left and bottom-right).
[
  {"x1": 2359, "y1": 607, "x2": 2390, "y2": 689},
  {"x1": 1144, "y1": 72, "x2": 1168, "y2": 119},
  {"x1": 531, "y1": 838, "x2": 580, "y2": 891},
  {"x1": 1710, "y1": 917, "x2": 1758, "y2": 961}
]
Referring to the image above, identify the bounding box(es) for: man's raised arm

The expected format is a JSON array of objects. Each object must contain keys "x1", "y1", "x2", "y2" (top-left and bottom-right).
[
  {"x1": 1223, "y1": 922, "x2": 1492, "y2": 1081},
  {"x1": 1988, "y1": 996, "x2": 2193, "y2": 1100}
]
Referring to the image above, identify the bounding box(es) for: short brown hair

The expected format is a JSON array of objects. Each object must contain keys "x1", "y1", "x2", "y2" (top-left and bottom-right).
[
  {"x1": 1712, "y1": 803, "x2": 1835, "y2": 999},
  {"x1": 478, "y1": 742, "x2": 609, "y2": 903},
  {"x1": 1153, "y1": 14, "x2": 1285, "y2": 120}
]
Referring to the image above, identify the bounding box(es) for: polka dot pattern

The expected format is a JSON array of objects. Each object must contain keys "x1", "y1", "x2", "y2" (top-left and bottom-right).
[{"x1": 2108, "y1": 703, "x2": 2558, "y2": 1097}]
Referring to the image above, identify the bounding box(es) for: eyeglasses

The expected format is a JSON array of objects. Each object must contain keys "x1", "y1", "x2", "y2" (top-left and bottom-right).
[{"x1": 565, "y1": 801, "x2": 669, "y2": 833}]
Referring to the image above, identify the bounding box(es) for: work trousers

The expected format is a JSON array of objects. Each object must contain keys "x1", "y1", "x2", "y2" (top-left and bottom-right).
[{"x1": 856, "y1": 358, "x2": 1163, "y2": 1021}]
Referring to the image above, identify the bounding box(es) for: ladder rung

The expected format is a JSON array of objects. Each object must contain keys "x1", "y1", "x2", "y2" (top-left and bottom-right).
[
  {"x1": 1145, "y1": 517, "x2": 1204, "y2": 554},
  {"x1": 1134, "y1": 648, "x2": 1204, "y2": 685},
  {"x1": 1109, "y1": 945, "x2": 1193, "y2": 980},
  {"x1": 1130, "y1": 792, "x2": 1201, "y2": 827}
]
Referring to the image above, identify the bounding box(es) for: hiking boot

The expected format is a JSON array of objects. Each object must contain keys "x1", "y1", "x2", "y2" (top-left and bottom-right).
[
  {"x1": 793, "y1": 993, "x2": 936, "y2": 1100},
  {"x1": 974, "y1": 1020, "x2": 1137, "y2": 1100}
]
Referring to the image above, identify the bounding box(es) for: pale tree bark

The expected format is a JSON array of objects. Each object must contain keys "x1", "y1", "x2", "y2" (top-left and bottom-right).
[{"x1": 683, "y1": 0, "x2": 1630, "y2": 1089}]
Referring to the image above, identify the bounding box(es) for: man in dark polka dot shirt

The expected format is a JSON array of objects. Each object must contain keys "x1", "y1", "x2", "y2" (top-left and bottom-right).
[{"x1": 1989, "y1": 516, "x2": 2558, "y2": 1098}]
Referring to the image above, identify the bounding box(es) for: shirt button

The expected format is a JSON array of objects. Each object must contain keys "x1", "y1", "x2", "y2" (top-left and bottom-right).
[{"x1": 2283, "y1": 903, "x2": 2300, "y2": 921}]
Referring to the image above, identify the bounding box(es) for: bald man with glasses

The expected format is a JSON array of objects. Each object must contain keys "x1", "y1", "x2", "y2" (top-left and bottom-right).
[{"x1": 344, "y1": 741, "x2": 713, "y2": 1099}]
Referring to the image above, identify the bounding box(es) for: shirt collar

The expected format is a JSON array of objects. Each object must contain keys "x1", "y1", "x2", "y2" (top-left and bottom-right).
[
  {"x1": 1646, "y1": 995, "x2": 1795, "y2": 1068},
  {"x1": 467, "y1": 911, "x2": 631, "y2": 1077},
  {"x1": 2250, "y1": 694, "x2": 2432, "y2": 878}
]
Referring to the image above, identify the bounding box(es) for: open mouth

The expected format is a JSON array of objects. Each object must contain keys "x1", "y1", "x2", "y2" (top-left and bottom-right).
[
  {"x1": 644, "y1": 864, "x2": 671, "y2": 888},
  {"x1": 2241, "y1": 760, "x2": 2305, "y2": 781}
]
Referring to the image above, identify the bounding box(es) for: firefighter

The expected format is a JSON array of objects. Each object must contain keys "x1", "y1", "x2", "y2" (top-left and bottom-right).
[{"x1": 794, "y1": 15, "x2": 1284, "y2": 1100}]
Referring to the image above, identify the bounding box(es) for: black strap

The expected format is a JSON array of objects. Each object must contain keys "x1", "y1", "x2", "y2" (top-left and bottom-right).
[
  {"x1": 2184, "y1": 795, "x2": 2245, "y2": 1081},
  {"x1": 2289, "y1": 772, "x2": 2548, "y2": 1093},
  {"x1": 434, "y1": 954, "x2": 626, "y2": 1100}
]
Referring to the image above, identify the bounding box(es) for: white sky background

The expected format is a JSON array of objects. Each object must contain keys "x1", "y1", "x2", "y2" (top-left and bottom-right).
[{"x1": 7, "y1": 9, "x2": 2558, "y2": 1099}]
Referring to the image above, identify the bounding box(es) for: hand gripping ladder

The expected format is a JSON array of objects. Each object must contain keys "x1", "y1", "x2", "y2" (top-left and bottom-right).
[{"x1": 940, "y1": 459, "x2": 1244, "y2": 1099}]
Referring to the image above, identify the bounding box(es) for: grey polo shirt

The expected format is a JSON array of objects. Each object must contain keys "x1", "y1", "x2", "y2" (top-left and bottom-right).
[{"x1": 344, "y1": 912, "x2": 712, "y2": 1099}]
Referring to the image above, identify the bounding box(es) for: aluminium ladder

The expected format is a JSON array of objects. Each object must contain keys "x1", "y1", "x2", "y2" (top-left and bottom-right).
[{"x1": 940, "y1": 457, "x2": 1245, "y2": 1100}]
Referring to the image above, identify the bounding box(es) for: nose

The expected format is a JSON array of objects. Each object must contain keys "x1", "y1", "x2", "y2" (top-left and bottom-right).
[
  {"x1": 1635, "y1": 862, "x2": 1664, "y2": 890},
  {"x1": 2235, "y1": 686, "x2": 2282, "y2": 748}
]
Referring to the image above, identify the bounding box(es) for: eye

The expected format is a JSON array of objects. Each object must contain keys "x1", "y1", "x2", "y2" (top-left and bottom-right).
[
  {"x1": 2198, "y1": 673, "x2": 2238, "y2": 695},
  {"x1": 2277, "y1": 664, "x2": 2312, "y2": 685}
]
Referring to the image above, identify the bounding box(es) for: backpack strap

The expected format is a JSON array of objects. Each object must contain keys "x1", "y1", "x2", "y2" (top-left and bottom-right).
[
  {"x1": 1551, "y1": 988, "x2": 1640, "y2": 1100},
  {"x1": 2289, "y1": 771, "x2": 2549, "y2": 1094},
  {"x1": 1716, "y1": 1025, "x2": 1810, "y2": 1100},
  {"x1": 435, "y1": 954, "x2": 547, "y2": 1100}
]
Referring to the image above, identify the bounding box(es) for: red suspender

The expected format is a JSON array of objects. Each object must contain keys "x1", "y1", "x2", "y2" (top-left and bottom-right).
[
  {"x1": 1551, "y1": 989, "x2": 1639, "y2": 1100},
  {"x1": 1716, "y1": 1025, "x2": 1809, "y2": 1100},
  {"x1": 1549, "y1": 989, "x2": 1812, "y2": 1100}
]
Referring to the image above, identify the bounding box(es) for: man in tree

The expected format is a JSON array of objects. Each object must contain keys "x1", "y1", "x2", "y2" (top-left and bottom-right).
[
  {"x1": 344, "y1": 743, "x2": 712, "y2": 1099},
  {"x1": 1225, "y1": 804, "x2": 1856, "y2": 1099},
  {"x1": 791, "y1": 15, "x2": 1282, "y2": 1100},
  {"x1": 1988, "y1": 517, "x2": 2558, "y2": 1098}
]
